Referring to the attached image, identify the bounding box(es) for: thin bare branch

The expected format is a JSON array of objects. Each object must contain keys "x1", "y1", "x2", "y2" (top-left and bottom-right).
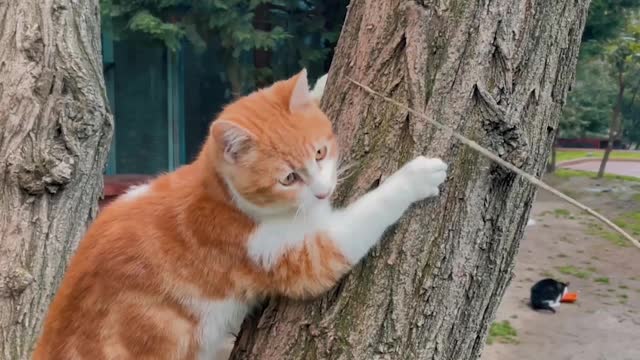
[{"x1": 348, "y1": 77, "x2": 640, "y2": 250}]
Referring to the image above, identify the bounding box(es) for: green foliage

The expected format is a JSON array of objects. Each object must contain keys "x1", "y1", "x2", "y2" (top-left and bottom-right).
[
  {"x1": 583, "y1": 0, "x2": 640, "y2": 42},
  {"x1": 561, "y1": 6, "x2": 640, "y2": 145},
  {"x1": 561, "y1": 59, "x2": 616, "y2": 138},
  {"x1": 128, "y1": 10, "x2": 185, "y2": 51},
  {"x1": 101, "y1": 0, "x2": 347, "y2": 92}
]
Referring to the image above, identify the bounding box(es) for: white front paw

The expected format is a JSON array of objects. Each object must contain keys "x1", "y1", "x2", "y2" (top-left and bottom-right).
[{"x1": 396, "y1": 156, "x2": 448, "y2": 200}]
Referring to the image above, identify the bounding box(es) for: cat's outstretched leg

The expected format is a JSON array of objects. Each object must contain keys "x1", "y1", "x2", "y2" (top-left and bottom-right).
[
  {"x1": 328, "y1": 156, "x2": 447, "y2": 264},
  {"x1": 267, "y1": 156, "x2": 447, "y2": 298}
]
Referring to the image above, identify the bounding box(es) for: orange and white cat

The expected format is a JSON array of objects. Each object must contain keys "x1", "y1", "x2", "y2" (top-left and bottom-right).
[{"x1": 33, "y1": 70, "x2": 448, "y2": 360}]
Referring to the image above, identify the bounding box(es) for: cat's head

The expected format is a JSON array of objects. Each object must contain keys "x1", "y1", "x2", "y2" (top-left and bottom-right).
[
  {"x1": 211, "y1": 70, "x2": 337, "y2": 216},
  {"x1": 558, "y1": 280, "x2": 569, "y2": 295}
]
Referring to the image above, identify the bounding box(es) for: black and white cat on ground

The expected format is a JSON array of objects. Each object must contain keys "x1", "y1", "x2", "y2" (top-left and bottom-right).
[{"x1": 530, "y1": 278, "x2": 569, "y2": 313}]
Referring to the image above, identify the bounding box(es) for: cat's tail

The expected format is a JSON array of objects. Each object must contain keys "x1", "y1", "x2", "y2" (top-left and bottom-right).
[{"x1": 311, "y1": 74, "x2": 328, "y2": 104}]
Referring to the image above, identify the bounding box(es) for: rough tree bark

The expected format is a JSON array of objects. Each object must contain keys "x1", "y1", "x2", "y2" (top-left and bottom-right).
[
  {"x1": 0, "y1": 1, "x2": 112, "y2": 358},
  {"x1": 231, "y1": 0, "x2": 589, "y2": 359}
]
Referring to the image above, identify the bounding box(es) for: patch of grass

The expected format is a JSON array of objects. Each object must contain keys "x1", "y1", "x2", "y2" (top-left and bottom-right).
[
  {"x1": 633, "y1": 193, "x2": 640, "y2": 202},
  {"x1": 556, "y1": 150, "x2": 640, "y2": 162},
  {"x1": 586, "y1": 223, "x2": 630, "y2": 247},
  {"x1": 584, "y1": 211, "x2": 640, "y2": 248},
  {"x1": 618, "y1": 293, "x2": 629, "y2": 304},
  {"x1": 619, "y1": 284, "x2": 629, "y2": 290},
  {"x1": 554, "y1": 209, "x2": 571, "y2": 217},
  {"x1": 487, "y1": 321, "x2": 518, "y2": 345},
  {"x1": 594, "y1": 277, "x2": 610, "y2": 284},
  {"x1": 608, "y1": 288, "x2": 616, "y2": 293},
  {"x1": 613, "y1": 211, "x2": 640, "y2": 237},
  {"x1": 556, "y1": 265, "x2": 591, "y2": 279},
  {"x1": 555, "y1": 168, "x2": 640, "y2": 182},
  {"x1": 540, "y1": 270, "x2": 554, "y2": 278},
  {"x1": 587, "y1": 266, "x2": 598, "y2": 273}
]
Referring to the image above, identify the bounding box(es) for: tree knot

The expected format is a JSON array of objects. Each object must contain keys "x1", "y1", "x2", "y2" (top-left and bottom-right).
[
  {"x1": 473, "y1": 84, "x2": 529, "y2": 168},
  {"x1": 14, "y1": 142, "x2": 75, "y2": 195},
  {"x1": 0, "y1": 267, "x2": 35, "y2": 298}
]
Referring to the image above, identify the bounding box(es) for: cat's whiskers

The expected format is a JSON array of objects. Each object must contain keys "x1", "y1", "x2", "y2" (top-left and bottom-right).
[
  {"x1": 336, "y1": 161, "x2": 356, "y2": 184},
  {"x1": 293, "y1": 204, "x2": 303, "y2": 223}
]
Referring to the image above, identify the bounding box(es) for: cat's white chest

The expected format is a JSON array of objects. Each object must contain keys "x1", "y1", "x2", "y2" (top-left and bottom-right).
[
  {"x1": 247, "y1": 203, "x2": 332, "y2": 269},
  {"x1": 185, "y1": 298, "x2": 249, "y2": 360}
]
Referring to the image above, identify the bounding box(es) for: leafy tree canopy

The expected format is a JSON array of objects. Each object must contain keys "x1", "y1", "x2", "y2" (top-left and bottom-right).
[
  {"x1": 561, "y1": 3, "x2": 640, "y2": 145},
  {"x1": 101, "y1": 0, "x2": 346, "y2": 91}
]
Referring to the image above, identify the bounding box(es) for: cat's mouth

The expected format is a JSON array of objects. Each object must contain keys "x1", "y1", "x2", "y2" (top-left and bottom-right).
[{"x1": 314, "y1": 185, "x2": 334, "y2": 200}]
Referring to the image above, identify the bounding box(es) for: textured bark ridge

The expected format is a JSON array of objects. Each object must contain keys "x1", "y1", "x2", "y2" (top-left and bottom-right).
[
  {"x1": 231, "y1": 0, "x2": 589, "y2": 359},
  {"x1": 0, "y1": 1, "x2": 112, "y2": 358}
]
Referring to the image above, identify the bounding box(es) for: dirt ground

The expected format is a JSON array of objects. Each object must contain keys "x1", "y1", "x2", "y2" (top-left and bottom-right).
[{"x1": 481, "y1": 176, "x2": 640, "y2": 360}]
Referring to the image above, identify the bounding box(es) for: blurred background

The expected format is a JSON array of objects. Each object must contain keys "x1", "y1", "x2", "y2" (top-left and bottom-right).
[{"x1": 100, "y1": 0, "x2": 348, "y2": 176}]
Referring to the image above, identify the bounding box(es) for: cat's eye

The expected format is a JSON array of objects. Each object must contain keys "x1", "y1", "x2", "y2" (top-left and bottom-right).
[
  {"x1": 280, "y1": 172, "x2": 299, "y2": 186},
  {"x1": 316, "y1": 146, "x2": 327, "y2": 161}
]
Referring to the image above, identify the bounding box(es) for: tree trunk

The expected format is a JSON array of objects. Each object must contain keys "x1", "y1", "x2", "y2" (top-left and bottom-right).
[
  {"x1": 230, "y1": 1, "x2": 589, "y2": 359},
  {"x1": 0, "y1": 1, "x2": 112, "y2": 358},
  {"x1": 598, "y1": 68, "x2": 625, "y2": 178},
  {"x1": 253, "y1": 2, "x2": 273, "y2": 88},
  {"x1": 548, "y1": 140, "x2": 558, "y2": 173}
]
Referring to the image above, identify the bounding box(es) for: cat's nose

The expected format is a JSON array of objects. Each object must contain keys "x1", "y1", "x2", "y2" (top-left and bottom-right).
[{"x1": 315, "y1": 192, "x2": 330, "y2": 200}]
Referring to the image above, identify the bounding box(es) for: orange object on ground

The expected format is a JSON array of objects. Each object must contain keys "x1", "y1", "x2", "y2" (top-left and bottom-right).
[{"x1": 561, "y1": 292, "x2": 578, "y2": 303}]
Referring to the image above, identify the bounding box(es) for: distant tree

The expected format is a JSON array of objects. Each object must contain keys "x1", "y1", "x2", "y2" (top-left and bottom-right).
[
  {"x1": 621, "y1": 71, "x2": 640, "y2": 148},
  {"x1": 100, "y1": 0, "x2": 347, "y2": 95},
  {"x1": 549, "y1": 59, "x2": 615, "y2": 173},
  {"x1": 555, "y1": 2, "x2": 640, "y2": 174},
  {"x1": 598, "y1": 23, "x2": 640, "y2": 178},
  {"x1": 583, "y1": 0, "x2": 640, "y2": 42},
  {"x1": 561, "y1": 60, "x2": 617, "y2": 139}
]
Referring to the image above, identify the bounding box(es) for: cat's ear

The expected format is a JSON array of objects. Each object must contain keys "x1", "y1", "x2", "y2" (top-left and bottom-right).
[
  {"x1": 289, "y1": 68, "x2": 313, "y2": 113},
  {"x1": 310, "y1": 73, "x2": 328, "y2": 105},
  {"x1": 211, "y1": 120, "x2": 255, "y2": 163}
]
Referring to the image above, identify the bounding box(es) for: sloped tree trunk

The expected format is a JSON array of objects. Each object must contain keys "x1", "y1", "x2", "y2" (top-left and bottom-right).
[
  {"x1": 231, "y1": 0, "x2": 589, "y2": 359},
  {"x1": 548, "y1": 139, "x2": 558, "y2": 173},
  {"x1": 0, "y1": 1, "x2": 112, "y2": 358},
  {"x1": 598, "y1": 69, "x2": 625, "y2": 178}
]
